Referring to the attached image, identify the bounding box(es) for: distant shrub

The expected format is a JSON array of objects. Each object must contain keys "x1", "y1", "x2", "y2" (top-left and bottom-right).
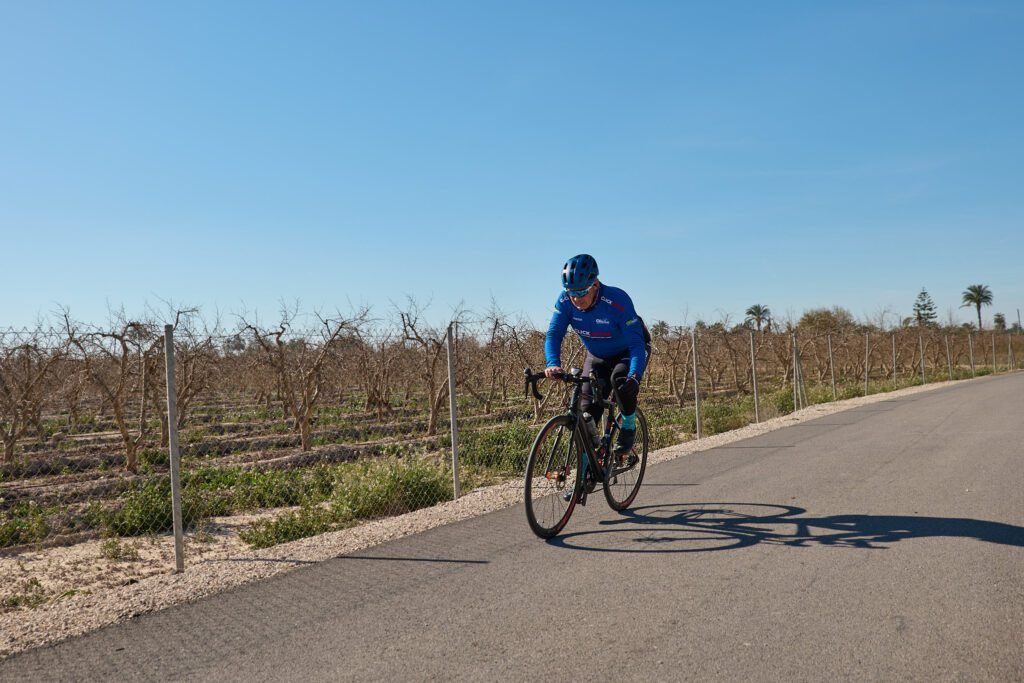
[
  {"x1": 700, "y1": 398, "x2": 752, "y2": 435},
  {"x1": 839, "y1": 385, "x2": 864, "y2": 400},
  {"x1": 805, "y1": 386, "x2": 834, "y2": 405},
  {"x1": 768, "y1": 387, "x2": 795, "y2": 415}
]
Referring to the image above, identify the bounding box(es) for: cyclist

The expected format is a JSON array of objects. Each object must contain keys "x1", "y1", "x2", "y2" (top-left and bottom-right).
[{"x1": 544, "y1": 253, "x2": 650, "y2": 459}]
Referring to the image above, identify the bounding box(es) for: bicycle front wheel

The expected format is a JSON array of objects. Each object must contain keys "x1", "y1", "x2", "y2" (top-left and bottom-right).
[
  {"x1": 524, "y1": 415, "x2": 582, "y2": 539},
  {"x1": 603, "y1": 407, "x2": 649, "y2": 511}
]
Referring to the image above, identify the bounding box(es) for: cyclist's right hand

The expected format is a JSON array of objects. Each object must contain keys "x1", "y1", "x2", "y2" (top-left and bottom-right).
[{"x1": 544, "y1": 366, "x2": 563, "y2": 379}]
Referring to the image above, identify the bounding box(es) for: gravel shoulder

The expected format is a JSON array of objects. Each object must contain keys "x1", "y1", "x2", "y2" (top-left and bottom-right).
[{"x1": 0, "y1": 379, "x2": 970, "y2": 659}]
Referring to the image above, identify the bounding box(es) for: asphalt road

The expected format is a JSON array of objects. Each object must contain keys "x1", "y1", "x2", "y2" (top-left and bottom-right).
[{"x1": 4, "y1": 374, "x2": 1023, "y2": 681}]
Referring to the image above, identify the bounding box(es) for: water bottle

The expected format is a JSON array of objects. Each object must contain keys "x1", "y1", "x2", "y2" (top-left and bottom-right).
[{"x1": 581, "y1": 412, "x2": 600, "y2": 448}]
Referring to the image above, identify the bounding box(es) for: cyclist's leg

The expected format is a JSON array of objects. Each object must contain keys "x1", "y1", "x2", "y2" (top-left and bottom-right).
[
  {"x1": 580, "y1": 352, "x2": 602, "y2": 419},
  {"x1": 610, "y1": 358, "x2": 639, "y2": 454},
  {"x1": 609, "y1": 359, "x2": 637, "y2": 414}
]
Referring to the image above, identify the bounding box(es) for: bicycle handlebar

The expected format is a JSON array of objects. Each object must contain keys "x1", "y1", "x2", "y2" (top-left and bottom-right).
[{"x1": 523, "y1": 367, "x2": 593, "y2": 401}]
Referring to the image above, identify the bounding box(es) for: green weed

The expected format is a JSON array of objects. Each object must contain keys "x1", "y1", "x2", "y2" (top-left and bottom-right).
[
  {"x1": 102, "y1": 479, "x2": 206, "y2": 536},
  {"x1": 99, "y1": 535, "x2": 141, "y2": 561},
  {"x1": 700, "y1": 398, "x2": 753, "y2": 435},
  {"x1": 139, "y1": 447, "x2": 169, "y2": 469},
  {"x1": 768, "y1": 387, "x2": 796, "y2": 415},
  {"x1": 3, "y1": 578, "x2": 49, "y2": 609},
  {"x1": 240, "y1": 457, "x2": 453, "y2": 549},
  {"x1": 333, "y1": 458, "x2": 452, "y2": 519},
  {"x1": 239, "y1": 504, "x2": 351, "y2": 549},
  {"x1": 0, "y1": 503, "x2": 50, "y2": 548},
  {"x1": 457, "y1": 420, "x2": 535, "y2": 472}
]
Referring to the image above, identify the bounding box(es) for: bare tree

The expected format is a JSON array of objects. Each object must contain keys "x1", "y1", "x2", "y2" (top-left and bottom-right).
[
  {"x1": 65, "y1": 313, "x2": 161, "y2": 472},
  {"x1": 455, "y1": 302, "x2": 520, "y2": 416},
  {"x1": 396, "y1": 299, "x2": 461, "y2": 436},
  {"x1": 242, "y1": 304, "x2": 368, "y2": 451},
  {"x1": 655, "y1": 326, "x2": 694, "y2": 407},
  {"x1": 0, "y1": 326, "x2": 67, "y2": 461},
  {"x1": 352, "y1": 327, "x2": 400, "y2": 421},
  {"x1": 170, "y1": 310, "x2": 220, "y2": 435}
]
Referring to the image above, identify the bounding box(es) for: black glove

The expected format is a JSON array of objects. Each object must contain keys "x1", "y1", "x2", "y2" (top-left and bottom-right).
[{"x1": 616, "y1": 374, "x2": 641, "y2": 401}]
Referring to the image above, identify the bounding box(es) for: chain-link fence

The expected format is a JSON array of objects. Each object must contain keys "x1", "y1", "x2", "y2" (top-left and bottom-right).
[{"x1": 2, "y1": 313, "x2": 1023, "y2": 609}]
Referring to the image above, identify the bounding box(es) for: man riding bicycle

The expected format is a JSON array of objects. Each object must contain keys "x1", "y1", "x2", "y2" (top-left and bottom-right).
[{"x1": 544, "y1": 254, "x2": 650, "y2": 457}]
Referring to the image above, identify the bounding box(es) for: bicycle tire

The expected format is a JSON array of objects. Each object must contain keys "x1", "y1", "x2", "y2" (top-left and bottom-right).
[
  {"x1": 524, "y1": 415, "x2": 582, "y2": 539},
  {"x1": 603, "y1": 406, "x2": 649, "y2": 511}
]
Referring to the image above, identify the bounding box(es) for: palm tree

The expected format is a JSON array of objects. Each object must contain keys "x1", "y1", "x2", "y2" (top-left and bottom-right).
[
  {"x1": 745, "y1": 304, "x2": 771, "y2": 333},
  {"x1": 961, "y1": 284, "x2": 993, "y2": 330}
]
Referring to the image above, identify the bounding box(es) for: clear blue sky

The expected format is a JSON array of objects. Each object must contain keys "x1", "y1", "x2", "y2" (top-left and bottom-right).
[{"x1": 2, "y1": 1, "x2": 1022, "y2": 332}]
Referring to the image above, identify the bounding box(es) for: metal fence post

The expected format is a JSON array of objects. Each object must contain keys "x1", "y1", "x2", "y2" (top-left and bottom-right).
[
  {"x1": 446, "y1": 323, "x2": 461, "y2": 499},
  {"x1": 918, "y1": 335, "x2": 926, "y2": 384},
  {"x1": 864, "y1": 332, "x2": 870, "y2": 396},
  {"x1": 162, "y1": 325, "x2": 185, "y2": 573},
  {"x1": 749, "y1": 330, "x2": 760, "y2": 423},
  {"x1": 791, "y1": 333, "x2": 799, "y2": 410},
  {"x1": 968, "y1": 334, "x2": 976, "y2": 377},
  {"x1": 692, "y1": 329, "x2": 701, "y2": 439},
  {"x1": 892, "y1": 333, "x2": 897, "y2": 387},
  {"x1": 797, "y1": 339, "x2": 807, "y2": 407},
  {"x1": 991, "y1": 333, "x2": 997, "y2": 373},
  {"x1": 792, "y1": 332, "x2": 806, "y2": 410},
  {"x1": 827, "y1": 334, "x2": 836, "y2": 400},
  {"x1": 944, "y1": 335, "x2": 953, "y2": 380}
]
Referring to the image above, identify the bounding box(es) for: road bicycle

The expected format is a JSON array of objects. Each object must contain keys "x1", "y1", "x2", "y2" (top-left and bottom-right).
[{"x1": 522, "y1": 367, "x2": 649, "y2": 539}]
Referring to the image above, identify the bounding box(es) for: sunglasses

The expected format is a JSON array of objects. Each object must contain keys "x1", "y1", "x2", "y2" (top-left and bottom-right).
[{"x1": 566, "y1": 283, "x2": 595, "y2": 298}]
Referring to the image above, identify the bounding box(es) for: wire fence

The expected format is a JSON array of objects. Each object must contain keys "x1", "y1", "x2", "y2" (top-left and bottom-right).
[{"x1": 1, "y1": 314, "x2": 1022, "y2": 608}]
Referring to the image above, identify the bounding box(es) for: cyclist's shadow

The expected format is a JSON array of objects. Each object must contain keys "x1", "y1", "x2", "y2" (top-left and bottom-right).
[{"x1": 547, "y1": 502, "x2": 1024, "y2": 553}]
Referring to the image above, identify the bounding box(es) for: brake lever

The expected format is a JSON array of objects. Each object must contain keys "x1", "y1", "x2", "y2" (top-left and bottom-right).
[{"x1": 523, "y1": 368, "x2": 544, "y2": 401}]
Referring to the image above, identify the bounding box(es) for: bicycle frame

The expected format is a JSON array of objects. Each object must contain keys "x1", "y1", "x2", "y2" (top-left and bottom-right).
[
  {"x1": 528, "y1": 368, "x2": 624, "y2": 500},
  {"x1": 523, "y1": 366, "x2": 649, "y2": 537}
]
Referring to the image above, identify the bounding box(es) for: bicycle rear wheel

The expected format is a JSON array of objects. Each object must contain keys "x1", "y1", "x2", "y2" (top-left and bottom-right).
[
  {"x1": 524, "y1": 415, "x2": 582, "y2": 539},
  {"x1": 603, "y1": 407, "x2": 648, "y2": 511}
]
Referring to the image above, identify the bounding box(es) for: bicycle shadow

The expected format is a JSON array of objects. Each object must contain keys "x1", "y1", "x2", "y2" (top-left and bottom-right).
[{"x1": 548, "y1": 502, "x2": 1024, "y2": 553}]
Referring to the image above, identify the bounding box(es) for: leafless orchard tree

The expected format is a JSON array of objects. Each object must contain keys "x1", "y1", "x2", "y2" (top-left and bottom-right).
[
  {"x1": 64, "y1": 314, "x2": 162, "y2": 472},
  {"x1": 652, "y1": 326, "x2": 693, "y2": 407},
  {"x1": 56, "y1": 361, "x2": 89, "y2": 431},
  {"x1": 396, "y1": 299, "x2": 461, "y2": 437},
  {"x1": 454, "y1": 304, "x2": 525, "y2": 415},
  {"x1": 242, "y1": 304, "x2": 369, "y2": 451},
  {"x1": 351, "y1": 327, "x2": 400, "y2": 421},
  {"x1": 0, "y1": 327, "x2": 67, "y2": 461},
  {"x1": 718, "y1": 327, "x2": 751, "y2": 394},
  {"x1": 502, "y1": 320, "x2": 556, "y2": 421},
  {"x1": 169, "y1": 310, "x2": 221, "y2": 436}
]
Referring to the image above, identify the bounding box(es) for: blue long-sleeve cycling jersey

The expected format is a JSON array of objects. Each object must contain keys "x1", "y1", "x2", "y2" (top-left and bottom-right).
[{"x1": 544, "y1": 283, "x2": 648, "y2": 379}]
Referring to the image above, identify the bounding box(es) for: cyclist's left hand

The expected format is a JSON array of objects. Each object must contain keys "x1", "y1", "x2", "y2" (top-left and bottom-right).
[{"x1": 616, "y1": 375, "x2": 641, "y2": 401}]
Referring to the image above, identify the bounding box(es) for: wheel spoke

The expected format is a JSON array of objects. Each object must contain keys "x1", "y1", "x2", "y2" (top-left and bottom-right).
[
  {"x1": 603, "y1": 407, "x2": 648, "y2": 511},
  {"x1": 525, "y1": 417, "x2": 581, "y2": 538}
]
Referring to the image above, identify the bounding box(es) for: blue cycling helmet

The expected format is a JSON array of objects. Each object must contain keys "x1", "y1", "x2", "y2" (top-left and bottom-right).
[{"x1": 561, "y1": 254, "x2": 599, "y2": 291}]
